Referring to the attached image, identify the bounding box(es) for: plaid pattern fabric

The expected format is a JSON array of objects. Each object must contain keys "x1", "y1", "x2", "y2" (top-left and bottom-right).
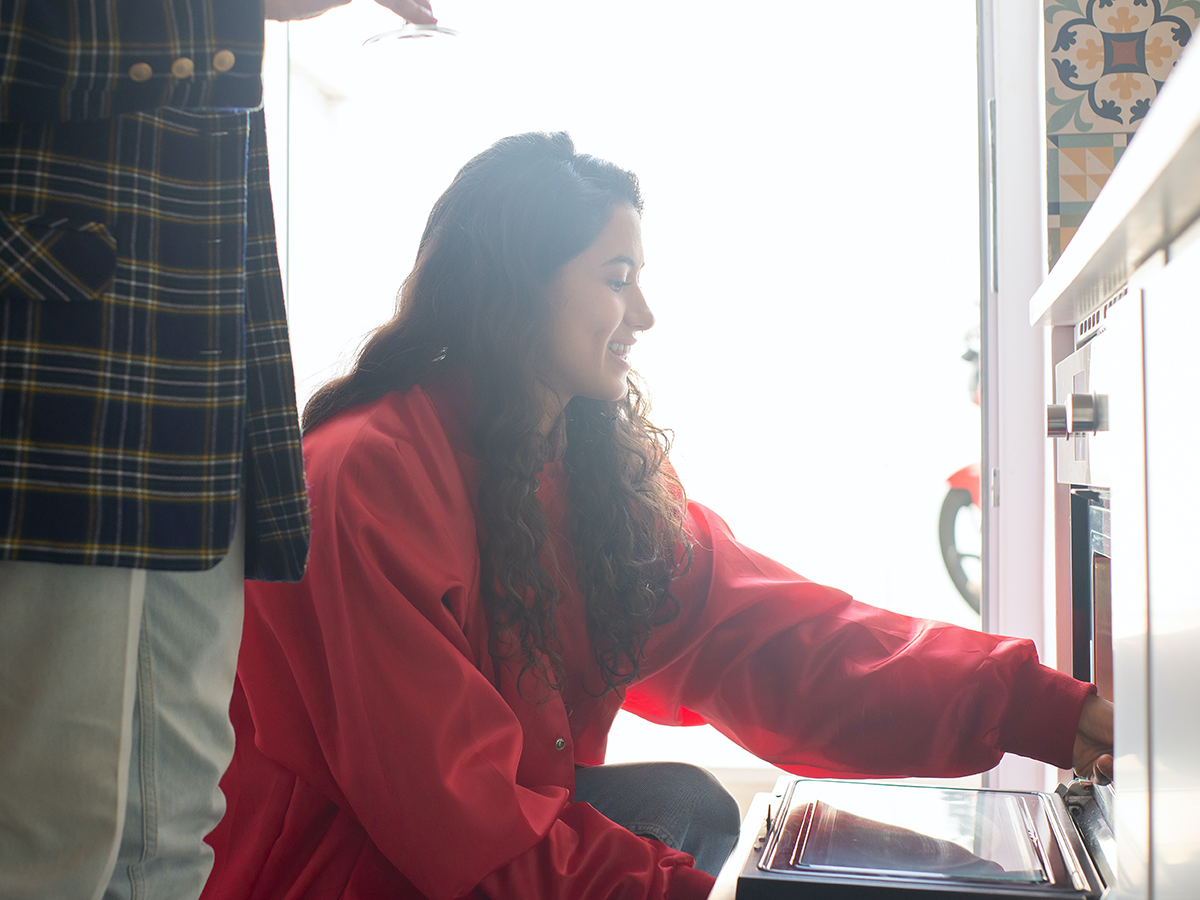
[
  {"x1": 241, "y1": 116, "x2": 309, "y2": 581},
  {"x1": 0, "y1": 0, "x2": 265, "y2": 121},
  {"x1": 0, "y1": 0, "x2": 308, "y2": 580}
]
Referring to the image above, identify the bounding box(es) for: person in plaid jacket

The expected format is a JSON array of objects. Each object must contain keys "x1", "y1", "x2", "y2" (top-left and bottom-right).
[{"x1": 0, "y1": 1, "x2": 433, "y2": 897}]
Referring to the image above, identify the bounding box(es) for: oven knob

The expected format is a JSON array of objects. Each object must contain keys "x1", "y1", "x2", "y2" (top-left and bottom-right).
[
  {"x1": 1068, "y1": 393, "x2": 1109, "y2": 433},
  {"x1": 1047, "y1": 404, "x2": 1068, "y2": 437}
]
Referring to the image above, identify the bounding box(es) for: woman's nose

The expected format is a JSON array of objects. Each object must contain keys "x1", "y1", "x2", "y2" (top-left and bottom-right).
[{"x1": 627, "y1": 286, "x2": 655, "y2": 332}]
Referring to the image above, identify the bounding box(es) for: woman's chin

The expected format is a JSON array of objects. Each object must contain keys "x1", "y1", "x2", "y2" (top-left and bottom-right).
[{"x1": 579, "y1": 383, "x2": 629, "y2": 404}]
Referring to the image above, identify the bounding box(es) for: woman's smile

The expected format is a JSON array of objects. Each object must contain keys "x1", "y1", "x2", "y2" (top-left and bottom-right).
[{"x1": 607, "y1": 340, "x2": 633, "y2": 362}]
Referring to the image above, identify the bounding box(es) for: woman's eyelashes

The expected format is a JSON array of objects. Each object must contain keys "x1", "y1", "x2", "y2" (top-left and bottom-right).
[{"x1": 608, "y1": 279, "x2": 633, "y2": 292}]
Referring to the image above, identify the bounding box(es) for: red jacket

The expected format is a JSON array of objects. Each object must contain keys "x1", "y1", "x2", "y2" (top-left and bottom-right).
[{"x1": 204, "y1": 377, "x2": 1092, "y2": 900}]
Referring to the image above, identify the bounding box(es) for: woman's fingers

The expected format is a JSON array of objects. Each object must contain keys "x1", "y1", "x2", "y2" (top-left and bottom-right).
[
  {"x1": 1072, "y1": 694, "x2": 1115, "y2": 783},
  {"x1": 377, "y1": 0, "x2": 437, "y2": 24},
  {"x1": 265, "y1": 0, "x2": 436, "y2": 23}
]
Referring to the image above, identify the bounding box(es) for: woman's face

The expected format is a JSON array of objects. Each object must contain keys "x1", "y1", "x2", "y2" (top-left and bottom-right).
[{"x1": 542, "y1": 204, "x2": 654, "y2": 413}]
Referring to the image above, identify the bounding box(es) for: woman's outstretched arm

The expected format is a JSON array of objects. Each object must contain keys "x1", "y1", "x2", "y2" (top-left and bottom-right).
[{"x1": 624, "y1": 502, "x2": 1100, "y2": 779}]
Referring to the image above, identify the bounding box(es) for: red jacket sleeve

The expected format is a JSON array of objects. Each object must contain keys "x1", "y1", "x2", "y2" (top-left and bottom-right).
[
  {"x1": 236, "y1": 396, "x2": 713, "y2": 900},
  {"x1": 623, "y1": 502, "x2": 1093, "y2": 778}
]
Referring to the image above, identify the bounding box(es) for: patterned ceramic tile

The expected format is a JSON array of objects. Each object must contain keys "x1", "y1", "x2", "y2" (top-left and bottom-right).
[
  {"x1": 1047, "y1": 133, "x2": 1128, "y2": 265},
  {"x1": 1045, "y1": 0, "x2": 1197, "y2": 135},
  {"x1": 1043, "y1": 0, "x2": 1190, "y2": 266}
]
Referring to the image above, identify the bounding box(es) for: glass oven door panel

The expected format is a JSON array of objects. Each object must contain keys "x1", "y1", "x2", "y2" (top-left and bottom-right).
[
  {"x1": 1091, "y1": 552, "x2": 1113, "y2": 704},
  {"x1": 732, "y1": 780, "x2": 1104, "y2": 899}
]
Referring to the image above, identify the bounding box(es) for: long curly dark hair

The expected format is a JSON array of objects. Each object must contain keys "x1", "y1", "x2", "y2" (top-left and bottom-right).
[{"x1": 303, "y1": 132, "x2": 690, "y2": 697}]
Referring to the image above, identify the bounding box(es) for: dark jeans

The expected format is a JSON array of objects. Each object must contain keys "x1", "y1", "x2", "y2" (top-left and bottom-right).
[{"x1": 573, "y1": 762, "x2": 742, "y2": 877}]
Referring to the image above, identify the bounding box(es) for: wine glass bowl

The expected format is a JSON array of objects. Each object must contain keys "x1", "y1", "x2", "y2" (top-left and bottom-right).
[{"x1": 363, "y1": 23, "x2": 459, "y2": 46}]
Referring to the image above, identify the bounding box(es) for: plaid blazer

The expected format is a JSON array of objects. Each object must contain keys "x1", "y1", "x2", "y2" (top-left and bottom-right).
[{"x1": 0, "y1": 0, "x2": 309, "y2": 580}]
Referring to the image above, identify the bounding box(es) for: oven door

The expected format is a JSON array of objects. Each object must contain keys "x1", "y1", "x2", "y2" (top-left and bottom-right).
[{"x1": 717, "y1": 778, "x2": 1104, "y2": 899}]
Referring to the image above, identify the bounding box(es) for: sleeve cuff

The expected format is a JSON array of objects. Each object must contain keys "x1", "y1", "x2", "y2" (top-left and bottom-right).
[
  {"x1": 998, "y1": 658, "x2": 1096, "y2": 769},
  {"x1": 665, "y1": 864, "x2": 716, "y2": 900}
]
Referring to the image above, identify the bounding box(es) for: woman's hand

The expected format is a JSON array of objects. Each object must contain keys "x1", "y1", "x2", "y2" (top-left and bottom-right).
[
  {"x1": 265, "y1": 0, "x2": 436, "y2": 23},
  {"x1": 1072, "y1": 693, "x2": 1114, "y2": 784}
]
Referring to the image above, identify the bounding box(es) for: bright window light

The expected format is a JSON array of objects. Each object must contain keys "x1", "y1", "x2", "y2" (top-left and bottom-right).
[{"x1": 265, "y1": 0, "x2": 983, "y2": 774}]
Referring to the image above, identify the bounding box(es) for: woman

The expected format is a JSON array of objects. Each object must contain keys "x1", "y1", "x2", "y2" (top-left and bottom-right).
[{"x1": 204, "y1": 132, "x2": 1112, "y2": 900}]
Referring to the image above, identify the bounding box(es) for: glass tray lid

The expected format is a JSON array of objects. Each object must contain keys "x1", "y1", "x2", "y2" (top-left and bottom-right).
[{"x1": 759, "y1": 780, "x2": 1090, "y2": 890}]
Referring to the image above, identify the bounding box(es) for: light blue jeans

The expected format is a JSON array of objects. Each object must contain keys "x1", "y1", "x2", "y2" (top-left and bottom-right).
[
  {"x1": 574, "y1": 761, "x2": 742, "y2": 877},
  {"x1": 0, "y1": 509, "x2": 244, "y2": 900}
]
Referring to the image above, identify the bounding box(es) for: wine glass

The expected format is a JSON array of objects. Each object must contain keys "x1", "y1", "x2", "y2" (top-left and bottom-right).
[{"x1": 363, "y1": 22, "x2": 459, "y2": 45}]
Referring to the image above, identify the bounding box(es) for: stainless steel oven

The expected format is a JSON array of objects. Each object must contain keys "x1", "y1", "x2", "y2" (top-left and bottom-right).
[{"x1": 1051, "y1": 323, "x2": 1118, "y2": 707}]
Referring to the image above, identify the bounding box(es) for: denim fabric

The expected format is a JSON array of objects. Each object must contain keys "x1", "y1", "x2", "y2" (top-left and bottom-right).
[
  {"x1": 105, "y1": 509, "x2": 245, "y2": 900},
  {"x1": 574, "y1": 761, "x2": 742, "y2": 877},
  {"x1": 0, "y1": 561, "x2": 145, "y2": 899},
  {"x1": 0, "y1": 507, "x2": 244, "y2": 900}
]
